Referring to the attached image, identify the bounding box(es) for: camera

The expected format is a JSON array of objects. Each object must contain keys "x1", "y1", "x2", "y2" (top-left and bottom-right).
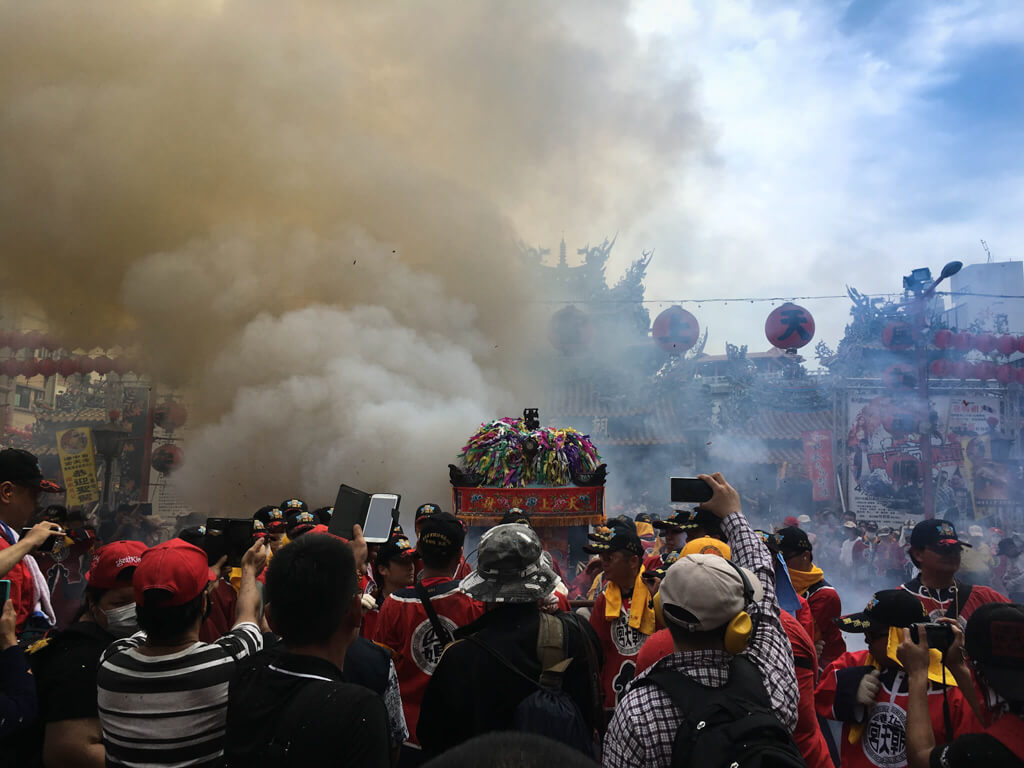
[{"x1": 909, "y1": 622, "x2": 955, "y2": 654}]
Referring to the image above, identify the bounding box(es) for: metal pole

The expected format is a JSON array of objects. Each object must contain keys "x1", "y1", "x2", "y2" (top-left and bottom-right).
[
  {"x1": 916, "y1": 295, "x2": 934, "y2": 519},
  {"x1": 102, "y1": 454, "x2": 114, "y2": 507}
]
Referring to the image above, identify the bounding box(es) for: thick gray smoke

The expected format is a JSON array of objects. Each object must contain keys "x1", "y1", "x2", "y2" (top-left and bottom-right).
[{"x1": 0, "y1": 0, "x2": 704, "y2": 514}]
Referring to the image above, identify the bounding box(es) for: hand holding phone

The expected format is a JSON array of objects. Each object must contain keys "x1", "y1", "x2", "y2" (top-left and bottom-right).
[
  {"x1": 20, "y1": 521, "x2": 63, "y2": 553},
  {"x1": 0, "y1": 580, "x2": 10, "y2": 605},
  {"x1": 363, "y1": 494, "x2": 400, "y2": 544},
  {"x1": 670, "y1": 477, "x2": 713, "y2": 503}
]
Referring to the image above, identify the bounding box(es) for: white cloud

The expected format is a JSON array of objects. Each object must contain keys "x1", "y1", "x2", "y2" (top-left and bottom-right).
[{"x1": 604, "y1": 0, "x2": 1024, "y2": 358}]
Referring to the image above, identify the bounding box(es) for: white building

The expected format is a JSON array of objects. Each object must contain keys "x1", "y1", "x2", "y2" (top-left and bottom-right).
[{"x1": 944, "y1": 261, "x2": 1024, "y2": 333}]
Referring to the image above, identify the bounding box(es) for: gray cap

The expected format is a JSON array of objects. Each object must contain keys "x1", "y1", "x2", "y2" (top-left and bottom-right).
[
  {"x1": 659, "y1": 553, "x2": 763, "y2": 632},
  {"x1": 460, "y1": 524, "x2": 557, "y2": 604}
]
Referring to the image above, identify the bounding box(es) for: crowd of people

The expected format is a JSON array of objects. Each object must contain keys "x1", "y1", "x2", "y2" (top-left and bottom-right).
[{"x1": 1, "y1": 445, "x2": 1022, "y2": 767}]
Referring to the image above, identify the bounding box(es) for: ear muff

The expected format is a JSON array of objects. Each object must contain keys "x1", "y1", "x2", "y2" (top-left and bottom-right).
[
  {"x1": 722, "y1": 559, "x2": 756, "y2": 655},
  {"x1": 653, "y1": 591, "x2": 665, "y2": 628}
]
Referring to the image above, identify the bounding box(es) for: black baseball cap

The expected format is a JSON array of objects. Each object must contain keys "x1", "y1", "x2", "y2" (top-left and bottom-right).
[
  {"x1": 635, "y1": 512, "x2": 653, "y2": 525},
  {"x1": 376, "y1": 532, "x2": 417, "y2": 566},
  {"x1": 0, "y1": 448, "x2": 63, "y2": 493},
  {"x1": 910, "y1": 519, "x2": 971, "y2": 550},
  {"x1": 286, "y1": 509, "x2": 319, "y2": 535},
  {"x1": 685, "y1": 507, "x2": 724, "y2": 538},
  {"x1": 500, "y1": 508, "x2": 531, "y2": 526},
  {"x1": 415, "y1": 503, "x2": 444, "y2": 522},
  {"x1": 965, "y1": 603, "x2": 1024, "y2": 702},
  {"x1": 653, "y1": 510, "x2": 690, "y2": 532},
  {"x1": 775, "y1": 526, "x2": 813, "y2": 557},
  {"x1": 835, "y1": 589, "x2": 928, "y2": 633},
  {"x1": 583, "y1": 519, "x2": 643, "y2": 557},
  {"x1": 312, "y1": 506, "x2": 333, "y2": 524},
  {"x1": 254, "y1": 505, "x2": 286, "y2": 532},
  {"x1": 280, "y1": 498, "x2": 308, "y2": 514},
  {"x1": 417, "y1": 512, "x2": 464, "y2": 559}
]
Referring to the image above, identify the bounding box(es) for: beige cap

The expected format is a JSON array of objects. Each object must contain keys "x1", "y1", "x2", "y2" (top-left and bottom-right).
[{"x1": 659, "y1": 554, "x2": 763, "y2": 632}]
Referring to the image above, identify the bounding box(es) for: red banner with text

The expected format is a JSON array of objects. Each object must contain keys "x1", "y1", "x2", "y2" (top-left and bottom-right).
[
  {"x1": 452, "y1": 485, "x2": 605, "y2": 527},
  {"x1": 802, "y1": 429, "x2": 835, "y2": 501}
]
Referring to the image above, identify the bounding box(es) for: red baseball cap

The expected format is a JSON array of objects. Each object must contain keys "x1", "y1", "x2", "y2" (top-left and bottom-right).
[
  {"x1": 86, "y1": 540, "x2": 147, "y2": 590},
  {"x1": 134, "y1": 538, "x2": 218, "y2": 607},
  {"x1": 784, "y1": 515, "x2": 800, "y2": 527}
]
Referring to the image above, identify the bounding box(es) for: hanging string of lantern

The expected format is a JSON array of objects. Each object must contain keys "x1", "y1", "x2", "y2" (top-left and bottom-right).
[
  {"x1": 0, "y1": 331, "x2": 141, "y2": 380},
  {"x1": 929, "y1": 329, "x2": 1023, "y2": 383}
]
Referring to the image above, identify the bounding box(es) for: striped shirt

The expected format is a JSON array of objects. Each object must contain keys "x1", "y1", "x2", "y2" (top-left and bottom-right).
[{"x1": 97, "y1": 623, "x2": 263, "y2": 768}]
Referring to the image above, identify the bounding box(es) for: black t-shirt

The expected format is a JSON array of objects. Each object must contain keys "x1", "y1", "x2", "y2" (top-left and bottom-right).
[
  {"x1": 224, "y1": 649, "x2": 389, "y2": 768},
  {"x1": 30, "y1": 622, "x2": 113, "y2": 723},
  {"x1": 930, "y1": 733, "x2": 1024, "y2": 768}
]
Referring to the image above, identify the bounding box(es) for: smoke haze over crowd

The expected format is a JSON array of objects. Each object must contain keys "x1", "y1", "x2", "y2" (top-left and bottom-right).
[{"x1": 0, "y1": 0, "x2": 704, "y2": 513}]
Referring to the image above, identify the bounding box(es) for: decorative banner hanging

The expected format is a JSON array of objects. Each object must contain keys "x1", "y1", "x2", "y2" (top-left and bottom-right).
[
  {"x1": 56, "y1": 427, "x2": 100, "y2": 507},
  {"x1": 452, "y1": 485, "x2": 605, "y2": 527},
  {"x1": 652, "y1": 306, "x2": 700, "y2": 354},
  {"x1": 765, "y1": 302, "x2": 815, "y2": 350},
  {"x1": 801, "y1": 430, "x2": 835, "y2": 501},
  {"x1": 548, "y1": 306, "x2": 593, "y2": 354}
]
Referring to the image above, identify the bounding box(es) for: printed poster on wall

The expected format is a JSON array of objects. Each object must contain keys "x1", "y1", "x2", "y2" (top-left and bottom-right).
[{"x1": 845, "y1": 390, "x2": 1011, "y2": 525}]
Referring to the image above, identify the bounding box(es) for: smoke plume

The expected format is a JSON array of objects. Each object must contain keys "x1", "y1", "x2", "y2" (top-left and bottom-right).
[{"x1": 0, "y1": 0, "x2": 704, "y2": 514}]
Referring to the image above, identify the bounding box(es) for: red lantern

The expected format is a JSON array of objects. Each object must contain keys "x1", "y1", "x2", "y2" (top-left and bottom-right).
[
  {"x1": 996, "y1": 364, "x2": 1015, "y2": 384},
  {"x1": 36, "y1": 359, "x2": 57, "y2": 378},
  {"x1": 153, "y1": 401, "x2": 188, "y2": 431},
  {"x1": 1018, "y1": 336, "x2": 1024, "y2": 355},
  {"x1": 975, "y1": 333, "x2": 997, "y2": 354},
  {"x1": 548, "y1": 306, "x2": 593, "y2": 354},
  {"x1": 652, "y1": 306, "x2": 700, "y2": 353},
  {"x1": 933, "y1": 329, "x2": 954, "y2": 349},
  {"x1": 952, "y1": 360, "x2": 971, "y2": 379},
  {"x1": 151, "y1": 445, "x2": 184, "y2": 474},
  {"x1": 1017, "y1": 368, "x2": 1024, "y2": 385},
  {"x1": 56, "y1": 357, "x2": 79, "y2": 377},
  {"x1": 765, "y1": 303, "x2": 815, "y2": 350},
  {"x1": 112, "y1": 357, "x2": 131, "y2": 375},
  {"x1": 75, "y1": 354, "x2": 94, "y2": 373},
  {"x1": 21, "y1": 331, "x2": 43, "y2": 350},
  {"x1": 0, "y1": 359, "x2": 16, "y2": 377},
  {"x1": 929, "y1": 359, "x2": 948, "y2": 378},
  {"x1": 953, "y1": 332, "x2": 971, "y2": 351},
  {"x1": 0, "y1": 331, "x2": 10, "y2": 349},
  {"x1": 883, "y1": 363, "x2": 916, "y2": 388},
  {"x1": 15, "y1": 358, "x2": 38, "y2": 378},
  {"x1": 997, "y1": 335, "x2": 1016, "y2": 357},
  {"x1": 974, "y1": 361, "x2": 996, "y2": 380},
  {"x1": 882, "y1": 322, "x2": 915, "y2": 350},
  {"x1": 92, "y1": 356, "x2": 114, "y2": 375}
]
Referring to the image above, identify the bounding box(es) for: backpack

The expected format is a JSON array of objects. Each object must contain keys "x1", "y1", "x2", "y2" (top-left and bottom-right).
[
  {"x1": 634, "y1": 655, "x2": 806, "y2": 768},
  {"x1": 465, "y1": 612, "x2": 598, "y2": 758}
]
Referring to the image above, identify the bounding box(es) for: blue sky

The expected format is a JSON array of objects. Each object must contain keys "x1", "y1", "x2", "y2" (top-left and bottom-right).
[{"x1": 586, "y1": 0, "x2": 1024, "y2": 358}]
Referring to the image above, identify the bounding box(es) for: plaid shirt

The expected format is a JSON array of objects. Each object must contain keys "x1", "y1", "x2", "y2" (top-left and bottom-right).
[{"x1": 603, "y1": 512, "x2": 799, "y2": 768}]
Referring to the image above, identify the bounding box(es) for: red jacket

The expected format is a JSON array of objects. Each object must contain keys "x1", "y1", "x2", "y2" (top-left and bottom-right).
[
  {"x1": 780, "y1": 608, "x2": 834, "y2": 768},
  {"x1": 0, "y1": 523, "x2": 35, "y2": 634},
  {"x1": 374, "y1": 577, "x2": 484, "y2": 745},
  {"x1": 805, "y1": 579, "x2": 846, "y2": 669},
  {"x1": 816, "y1": 650, "x2": 981, "y2": 768}
]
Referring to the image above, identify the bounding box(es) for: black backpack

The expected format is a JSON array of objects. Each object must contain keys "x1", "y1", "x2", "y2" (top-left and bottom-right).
[
  {"x1": 465, "y1": 612, "x2": 599, "y2": 759},
  {"x1": 634, "y1": 655, "x2": 806, "y2": 768}
]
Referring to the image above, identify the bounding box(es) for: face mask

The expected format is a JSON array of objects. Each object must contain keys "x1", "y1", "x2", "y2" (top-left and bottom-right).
[{"x1": 103, "y1": 602, "x2": 139, "y2": 638}]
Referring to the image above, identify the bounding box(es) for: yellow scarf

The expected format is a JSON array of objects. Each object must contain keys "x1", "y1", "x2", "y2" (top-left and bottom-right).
[
  {"x1": 788, "y1": 564, "x2": 825, "y2": 596},
  {"x1": 635, "y1": 522, "x2": 655, "y2": 539},
  {"x1": 603, "y1": 570, "x2": 657, "y2": 635},
  {"x1": 849, "y1": 627, "x2": 957, "y2": 743}
]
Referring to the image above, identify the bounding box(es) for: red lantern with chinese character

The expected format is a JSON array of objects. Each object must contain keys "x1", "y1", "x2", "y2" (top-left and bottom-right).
[
  {"x1": 997, "y1": 335, "x2": 1017, "y2": 357},
  {"x1": 548, "y1": 306, "x2": 593, "y2": 354},
  {"x1": 953, "y1": 332, "x2": 972, "y2": 351},
  {"x1": 996, "y1": 364, "x2": 1015, "y2": 384},
  {"x1": 977, "y1": 361, "x2": 998, "y2": 380},
  {"x1": 881, "y1": 397, "x2": 926, "y2": 438},
  {"x1": 36, "y1": 358, "x2": 57, "y2": 378},
  {"x1": 933, "y1": 329, "x2": 954, "y2": 349},
  {"x1": 883, "y1": 363, "x2": 916, "y2": 389},
  {"x1": 974, "y1": 333, "x2": 997, "y2": 354},
  {"x1": 929, "y1": 359, "x2": 948, "y2": 378},
  {"x1": 765, "y1": 303, "x2": 815, "y2": 350},
  {"x1": 56, "y1": 357, "x2": 79, "y2": 377},
  {"x1": 16, "y1": 358, "x2": 38, "y2": 378},
  {"x1": 882, "y1": 322, "x2": 915, "y2": 350},
  {"x1": 153, "y1": 401, "x2": 188, "y2": 431},
  {"x1": 151, "y1": 444, "x2": 184, "y2": 474},
  {"x1": 92, "y1": 356, "x2": 114, "y2": 375},
  {"x1": 652, "y1": 306, "x2": 700, "y2": 354}
]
